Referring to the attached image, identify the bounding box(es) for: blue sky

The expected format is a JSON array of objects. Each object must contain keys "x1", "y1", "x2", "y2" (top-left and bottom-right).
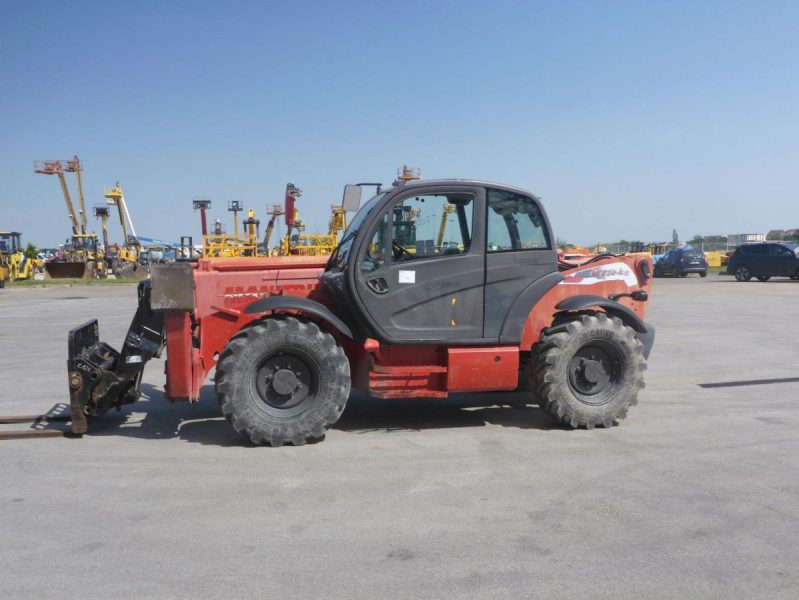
[{"x1": 1, "y1": 0, "x2": 797, "y2": 247}]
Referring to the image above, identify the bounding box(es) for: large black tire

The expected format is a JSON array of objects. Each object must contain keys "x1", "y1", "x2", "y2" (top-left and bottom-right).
[
  {"x1": 530, "y1": 313, "x2": 645, "y2": 429},
  {"x1": 215, "y1": 317, "x2": 350, "y2": 446},
  {"x1": 756, "y1": 275, "x2": 771, "y2": 282},
  {"x1": 700, "y1": 270, "x2": 708, "y2": 277},
  {"x1": 734, "y1": 265, "x2": 752, "y2": 281}
]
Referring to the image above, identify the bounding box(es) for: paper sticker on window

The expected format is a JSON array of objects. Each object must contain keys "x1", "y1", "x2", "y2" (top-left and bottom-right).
[{"x1": 398, "y1": 270, "x2": 415, "y2": 284}]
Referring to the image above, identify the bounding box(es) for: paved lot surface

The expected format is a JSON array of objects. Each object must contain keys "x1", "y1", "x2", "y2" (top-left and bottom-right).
[{"x1": 1, "y1": 277, "x2": 798, "y2": 599}]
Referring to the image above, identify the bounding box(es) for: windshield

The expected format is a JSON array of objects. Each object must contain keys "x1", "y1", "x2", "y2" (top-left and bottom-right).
[
  {"x1": 71, "y1": 236, "x2": 95, "y2": 251},
  {"x1": 329, "y1": 192, "x2": 385, "y2": 267}
]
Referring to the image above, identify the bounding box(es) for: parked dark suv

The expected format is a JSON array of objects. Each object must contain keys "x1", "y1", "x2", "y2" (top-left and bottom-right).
[
  {"x1": 727, "y1": 242, "x2": 799, "y2": 281},
  {"x1": 654, "y1": 248, "x2": 708, "y2": 277}
]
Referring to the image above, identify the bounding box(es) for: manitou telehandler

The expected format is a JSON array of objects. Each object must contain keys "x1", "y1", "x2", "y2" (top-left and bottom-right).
[{"x1": 61, "y1": 179, "x2": 655, "y2": 445}]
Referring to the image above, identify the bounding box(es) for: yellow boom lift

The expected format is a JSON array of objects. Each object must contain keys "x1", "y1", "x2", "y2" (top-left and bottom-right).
[
  {"x1": 436, "y1": 203, "x2": 456, "y2": 248},
  {"x1": 263, "y1": 204, "x2": 285, "y2": 255},
  {"x1": 103, "y1": 183, "x2": 141, "y2": 265},
  {"x1": 34, "y1": 156, "x2": 100, "y2": 279}
]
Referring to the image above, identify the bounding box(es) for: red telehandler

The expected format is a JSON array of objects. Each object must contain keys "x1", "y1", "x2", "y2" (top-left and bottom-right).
[{"x1": 62, "y1": 179, "x2": 654, "y2": 445}]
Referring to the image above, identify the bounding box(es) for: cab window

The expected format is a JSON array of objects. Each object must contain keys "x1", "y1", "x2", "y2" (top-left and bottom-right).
[
  {"x1": 388, "y1": 193, "x2": 474, "y2": 262},
  {"x1": 359, "y1": 213, "x2": 388, "y2": 273},
  {"x1": 486, "y1": 189, "x2": 550, "y2": 252}
]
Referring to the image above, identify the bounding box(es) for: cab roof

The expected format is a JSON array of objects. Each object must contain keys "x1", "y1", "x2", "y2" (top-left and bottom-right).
[{"x1": 385, "y1": 179, "x2": 541, "y2": 200}]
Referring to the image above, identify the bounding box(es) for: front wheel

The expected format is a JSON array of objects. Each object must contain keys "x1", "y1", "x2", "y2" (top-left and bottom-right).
[
  {"x1": 215, "y1": 317, "x2": 351, "y2": 446},
  {"x1": 700, "y1": 270, "x2": 708, "y2": 277},
  {"x1": 734, "y1": 265, "x2": 752, "y2": 282},
  {"x1": 530, "y1": 313, "x2": 646, "y2": 429}
]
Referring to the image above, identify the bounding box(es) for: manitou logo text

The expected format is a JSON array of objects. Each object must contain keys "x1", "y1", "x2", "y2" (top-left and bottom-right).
[
  {"x1": 222, "y1": 285, "x2": 315, "y2": 306},
  {"x1": 559, "y1": 262, "x2": 639, "y2": 287}
]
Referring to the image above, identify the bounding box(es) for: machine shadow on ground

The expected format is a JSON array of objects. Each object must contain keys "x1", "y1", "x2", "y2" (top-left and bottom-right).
[{"x1": 70, "y1": 383, "x2": 561, "y2": 446}]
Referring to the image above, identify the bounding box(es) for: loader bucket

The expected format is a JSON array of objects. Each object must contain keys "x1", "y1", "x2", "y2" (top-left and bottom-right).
[{"x1": 45, "y1": 261, "x2": 92, "y2": 280}]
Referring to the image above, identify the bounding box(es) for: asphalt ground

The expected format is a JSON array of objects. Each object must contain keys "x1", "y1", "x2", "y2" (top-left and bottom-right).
[{"x1": 1, "y1": 276, "x2": 798, "y2": 599}]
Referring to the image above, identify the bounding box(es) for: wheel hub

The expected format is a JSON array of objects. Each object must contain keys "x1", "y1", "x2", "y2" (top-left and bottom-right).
[
  {"x1": 581, "y1": 359, "x2": 605, "y2": 384},
  {"x1": 271, "y1": 369, "x2": 299, "y2": 395},
  {"x1": 255, "y1": 354, "x2": 312, "y2": 410},
  {"x1": 567, "y1": 343, "x2": 622, "y2": 405}
]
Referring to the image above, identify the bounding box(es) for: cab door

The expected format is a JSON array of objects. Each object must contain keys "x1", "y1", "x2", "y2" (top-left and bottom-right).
[
  {"x1": 483, "y1": 188, "x2": 558, "y2": 339},
  {"x1": 352, "y1": 185, "x2": 486, "y2": 343}
]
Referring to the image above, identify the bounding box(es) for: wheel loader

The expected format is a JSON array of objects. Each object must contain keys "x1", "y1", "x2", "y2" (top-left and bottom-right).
[
  {"x1": 62, "y1": 179, "x2": 655, "y2": 445},
  {"x1": 0, "y1": 231, "x2": 40, "y2": 285},
  {"x1": 44, "y1": 233, "x2": 101, "y2": 280}
]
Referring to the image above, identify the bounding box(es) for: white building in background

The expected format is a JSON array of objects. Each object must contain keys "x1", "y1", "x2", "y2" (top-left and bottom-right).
[{"x1": 727, "y1": 233, "x2": 765, "y2": 247}]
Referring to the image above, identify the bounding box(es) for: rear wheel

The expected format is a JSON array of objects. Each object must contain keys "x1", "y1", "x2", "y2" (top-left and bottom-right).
[
  {"x1": 756, "y1": 275, "x2": 771, "y2": 282},
  {"x1": 215, "y1": 317, "x2": 351, "y2": 446},
  {"x1": 734, "y1": 265, "x2": 752, "y2": 281},
  {"x1": 700, "y1": 270, "x2": 708, "y2": 277},
  {"x1": 531, "y1": 313, "x2": 646, "y2": 429}
]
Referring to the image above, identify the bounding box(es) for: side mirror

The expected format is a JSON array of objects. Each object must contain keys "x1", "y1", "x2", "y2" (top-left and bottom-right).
[{"x1": 342, "y1": 185, "x2": 362, "y2": 212}]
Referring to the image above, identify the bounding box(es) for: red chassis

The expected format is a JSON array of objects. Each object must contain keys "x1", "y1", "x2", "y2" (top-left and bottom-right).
[{"x1": 161, "y1": 254, "x2": 654, "y2": 403}]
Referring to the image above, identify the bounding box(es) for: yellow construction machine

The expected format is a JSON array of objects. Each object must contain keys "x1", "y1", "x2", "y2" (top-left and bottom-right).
[
  {"x1": 0, "y1": 231, "x2": 40, "y2": 286},
  {"x1": 281, "y1": 185, "x2": 347, "y2": 257},
  {"x1": 262, "y1": 204, "x2": 285, "y2": 255},
  {"x1": 285, "y1": 221, "x2": 339, "y2": 256},
  {"x1": 49, "y1": 233, "x2": 101, "y2": 279},
  {"x1": 34, "y1": 156, "x2": 101, "y2": 279},
  {"x1": 197, "y1": 184, "x2": 350, "y2": 259},
  {"x1": 101, "y1": 183, "x2": 149, "y2": 278},
  {"x1": 103, "y1": 184, "x2": 141, "y2": 265},
  {"x1": 202, "y1": 201, "x2": 260, "y2": 258},
  {"x1": 436, "y1": 203, "x2": 456, "y2": 248}
]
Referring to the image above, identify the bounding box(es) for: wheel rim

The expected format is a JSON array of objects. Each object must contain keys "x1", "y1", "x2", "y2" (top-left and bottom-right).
[
  {"x1": 736, "y1": 266, "x2": 750, "y2": 280},
  {"x1": 567, "y1": 340, "x2": 625, "y2": 406},
  {"x1": 252, "y1": 350, "x2": 319, "y2": 417}
]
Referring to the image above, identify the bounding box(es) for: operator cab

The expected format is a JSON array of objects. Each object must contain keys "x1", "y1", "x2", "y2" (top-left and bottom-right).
[
  {"x1": 0, "y1": 232, "x2": 22, "y2": 255},
  {"x1": 68, "y1": 234, "x2": 98, "y2": 255},
  {"x1": 321, "y1": 180, "x2": 558, "y2": 344}
]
